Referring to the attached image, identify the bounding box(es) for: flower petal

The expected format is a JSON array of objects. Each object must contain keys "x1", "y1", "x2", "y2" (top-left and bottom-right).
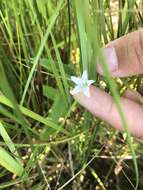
[
  {"x1": 82, "y1": 70, "x2": 88, "y2": 81},
  {"x1": 70, "y1": 86, "x2": 81, "y2": 95},
  {"x1": 87, "y1": 80, "x2": 95, "y2": 86},
  {"x1": 82, "y1": 87, "x2": 90, "y2": 97},
  {"x1": 71, "y1": 76, "x2": 81, "y2": 84}
]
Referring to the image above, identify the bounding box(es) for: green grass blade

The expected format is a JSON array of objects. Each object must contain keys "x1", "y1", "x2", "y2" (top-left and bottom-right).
[
  {"x1": 20, "y1": 0, "x2": 65, "y2": 105},
  {"x1": 0, "y1": 121, "x2": 21, "y2": 164},
  {"x1": 0, "y1": 146, "x2": 24, "y2": 176},
  {"x1": 0, "y1": 94, "x2": 68, "y2": 135}
]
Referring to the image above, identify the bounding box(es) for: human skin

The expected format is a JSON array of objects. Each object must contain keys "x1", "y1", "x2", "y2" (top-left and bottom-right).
[{"x1": 72, "y1": 29, "x2": 143, "y2": 139}]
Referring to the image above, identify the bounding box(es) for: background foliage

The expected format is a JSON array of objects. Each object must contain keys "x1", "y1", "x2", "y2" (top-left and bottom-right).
[{"x1": 0, "y1": 0, "x2": 143, "y2": 189}]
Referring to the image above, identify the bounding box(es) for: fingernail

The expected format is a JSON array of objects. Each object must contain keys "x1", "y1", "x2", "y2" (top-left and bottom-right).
[{"x1": 97, "y1": 47, "x2": 118, "y2": 72}]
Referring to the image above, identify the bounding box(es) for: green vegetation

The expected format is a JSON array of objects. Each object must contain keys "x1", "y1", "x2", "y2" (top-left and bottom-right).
[{"x1": 0, "y1": 0, "x2": 143, "y2": 189}]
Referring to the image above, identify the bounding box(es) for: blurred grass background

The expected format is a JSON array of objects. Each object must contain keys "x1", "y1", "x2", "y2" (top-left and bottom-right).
[{"x1": 0, "y1": 0, "x2": 143, "y2": 189}]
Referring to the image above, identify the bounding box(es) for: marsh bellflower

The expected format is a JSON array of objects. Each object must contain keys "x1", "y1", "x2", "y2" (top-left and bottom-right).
[{"x1": 70, "y1": 70, "x2": 94, "y2": 97}]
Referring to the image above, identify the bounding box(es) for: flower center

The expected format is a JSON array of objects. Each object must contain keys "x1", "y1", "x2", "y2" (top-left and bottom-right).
[{"x1": 82, "y1": 81, "x2": 88, "y2": 87}]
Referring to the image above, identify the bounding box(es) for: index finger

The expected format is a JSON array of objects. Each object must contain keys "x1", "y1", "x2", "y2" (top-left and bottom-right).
[{"x1": 74, "y1": 86, "x2": 143, "y2": 139}]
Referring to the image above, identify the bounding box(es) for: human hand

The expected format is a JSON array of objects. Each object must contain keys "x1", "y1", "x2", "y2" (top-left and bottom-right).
[{"x1": 73, "y1": 29, "x2": 143, "y2": 139}]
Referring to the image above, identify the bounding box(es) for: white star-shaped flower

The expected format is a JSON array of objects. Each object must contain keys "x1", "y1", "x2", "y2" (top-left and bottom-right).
[{"x1": 70, "y1": 70, "x2": 94, "y2": 97}]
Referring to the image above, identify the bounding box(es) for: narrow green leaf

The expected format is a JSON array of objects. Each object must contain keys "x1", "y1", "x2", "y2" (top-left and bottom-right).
[
  {"x1": 0, "y1": 146, "x2": 23, "y2": 176},
  {"x1": 20, "y1": 0, "x2": 65, "y2": 105},
  {"x1": 0, "y1": 94, "x2": 69, "y2": 135},
  {"x1": 0, "y1": 122, "x2": 21, "y2": 164}
]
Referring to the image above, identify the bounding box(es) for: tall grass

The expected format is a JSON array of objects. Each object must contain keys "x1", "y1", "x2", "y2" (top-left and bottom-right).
[{"x1": 0, "y1": 0, "x2": 143, "y2": 189}]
